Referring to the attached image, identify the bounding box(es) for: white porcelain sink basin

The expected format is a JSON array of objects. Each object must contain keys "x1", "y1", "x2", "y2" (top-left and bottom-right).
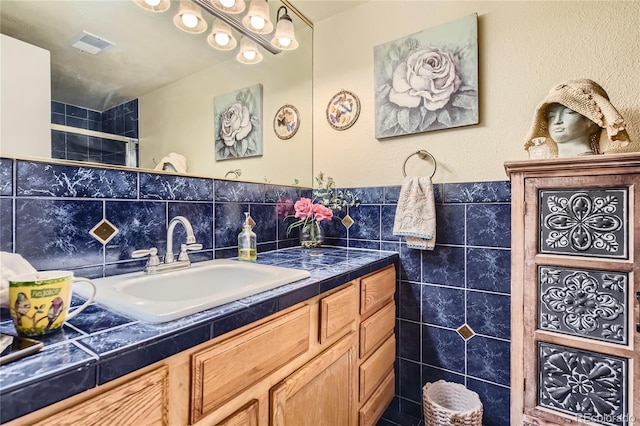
[{"x1": 74, "y1": 259, "x2": 311, "y2": 323}]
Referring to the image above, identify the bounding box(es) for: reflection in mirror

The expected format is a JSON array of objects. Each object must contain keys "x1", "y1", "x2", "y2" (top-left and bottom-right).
[{"x1": 0, "y1": 0, "x2": 312, "y2": 186}]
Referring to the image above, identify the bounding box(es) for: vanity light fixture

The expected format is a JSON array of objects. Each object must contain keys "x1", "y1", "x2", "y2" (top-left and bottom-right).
[
  {"x1": 210, "y1": 0, "x2": 246, "y2": 14},
  {"x1": 270, "y1": 6, "x2": 298, "y2": 50},
  {"x1": 174, "y1": 1, "x2": 208, "y2": 34},
  {"x1": 207, "y1": 19, "x2": 237, "y2": 50},
  {"x1": 237, "y1": 37, "x2": 263, "y2": 64},
  {"x1": 134, "y1": 0, "x2": 170, "y2": 12},
  {"x1": 242, "y1": 0, "x2": 273, "y2": 35}
]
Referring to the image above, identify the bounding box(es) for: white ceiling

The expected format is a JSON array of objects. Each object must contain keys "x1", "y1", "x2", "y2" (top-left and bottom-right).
[{"x1": 0, "y1": 0, "x2": 366, "y2": 112}]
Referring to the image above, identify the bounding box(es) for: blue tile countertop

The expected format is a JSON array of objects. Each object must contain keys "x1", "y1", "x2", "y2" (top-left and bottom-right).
[{"x1": 0, "y1": 246, "x2": 398, "y2": 423}]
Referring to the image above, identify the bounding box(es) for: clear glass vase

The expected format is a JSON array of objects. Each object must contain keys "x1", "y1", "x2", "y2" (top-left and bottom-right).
[{"x1": 300, "y1": 221, "x2": 324, "y2": 248}]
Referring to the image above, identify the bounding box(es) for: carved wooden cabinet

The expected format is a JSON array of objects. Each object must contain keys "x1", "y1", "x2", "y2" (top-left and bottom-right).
[{"x1": 505, "y1": 153, "x2": 640, "y2": 426}]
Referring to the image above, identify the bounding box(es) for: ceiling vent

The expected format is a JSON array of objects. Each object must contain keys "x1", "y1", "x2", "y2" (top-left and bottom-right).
[{"x1": 70, "y1": 31, "x2": 115, "y2": 54}]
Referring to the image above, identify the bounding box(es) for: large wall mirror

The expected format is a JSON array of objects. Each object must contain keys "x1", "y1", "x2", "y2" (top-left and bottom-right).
[{"x1": 0, "y1": 0, "x2": 313, "y2": 186}]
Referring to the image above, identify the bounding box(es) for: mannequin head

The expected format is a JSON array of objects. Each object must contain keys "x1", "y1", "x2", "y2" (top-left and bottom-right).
[
  {"x1": 523, "y1": 79, "x2": 630, "y2": 158},
  {"x1": 545, "y1": 103, "x2": 601, "y2": 157}
]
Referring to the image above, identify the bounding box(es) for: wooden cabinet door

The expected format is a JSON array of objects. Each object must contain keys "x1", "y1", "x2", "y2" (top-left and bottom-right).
[
  {"x1": 510, "y1": 162, "x2": 640, "y2": 426},
  {"x1": 192, "y1": 306, "x2": 310, "y2": 423},
  {"x1": 270, "y1": 333, "x2": 357, "y2": 426},
  {"x1": 32, "y1": 366, "x2": 169, "y2": 426}
]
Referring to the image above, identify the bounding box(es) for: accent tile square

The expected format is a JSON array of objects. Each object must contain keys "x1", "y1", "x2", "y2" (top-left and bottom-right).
[
  {"x1": 456, "y1": 323, "x2": 475, "y2": 340},
  {"x1": 89, "y1": 219, "x2": 119, "y2": 244}
]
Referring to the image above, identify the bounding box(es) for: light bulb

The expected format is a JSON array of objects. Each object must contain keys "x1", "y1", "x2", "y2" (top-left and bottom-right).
[
  {"x1": 277, "y1": 37, "x2": 291, "y2": 47},
  {"x1": 144, "y1": 0, "x2": 162, "y2": 6},
  {"x1": 220, "y1": 0, "x2": 235, "y2": 7},
  {"x1": 181, "y1": 13, "x2": 199, "y2": 28},
  {"x1": 243, "y1": 50, "x2": 257, "y2": 61},
  {"x1": 250, "y1": 15, "x2": 265, "y2": 30},
  {"x1": 214, "y1": 33, "x2": 230, "y2": 46}
]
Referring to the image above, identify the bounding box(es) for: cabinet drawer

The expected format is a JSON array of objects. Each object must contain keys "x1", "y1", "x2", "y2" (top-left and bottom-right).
[
  {"x1": 358, "y1": 335, "x2": 395, "y2": 402},
  {"x1": 359, "y1": 301, "x2": 395, "y2": 359},
  {"x1": 358, "y1": 369, "x2": 394, "y2": 426},
  {"x1": 360, "y1": 266, "x2": 395, "y2": 319},
  {"x1": 33, "y1": 366, "x2": 169, "y2": 426},
  {"x1": 191, "y1": 306, "x2": 310, "y2": 423},
  {"x1": 320, "y1": 284, "x2": 357, "y2": 343}
]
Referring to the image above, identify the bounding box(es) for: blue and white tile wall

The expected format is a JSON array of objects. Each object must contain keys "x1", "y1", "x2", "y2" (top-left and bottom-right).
[
  {"x1": 51, "y1": 99, "x2": 138, "y2": 166},
  {"x1": 0, "y1": 156, "x2": 511, "y2": 426},
  {"x1": 0, "y1": 158, "x2": 303, "y2": 279},
  {"x1": 324, "y1": 182, "x2": 512, "y2": 426}
]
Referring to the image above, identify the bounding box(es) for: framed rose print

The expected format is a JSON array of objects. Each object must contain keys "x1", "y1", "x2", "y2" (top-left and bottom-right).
[
  {"x1": 326, "y1": 89, "x2": 360, "y2": 131},
  {"x1": 214, "y1": 83, "x2": 263, "y2": 160},
  {"x1": 373, "y1": 13, "x2": 478, "y2": 139},
  {"x1": 273, "y1": 104, "x2": 300, "y2": 140}
]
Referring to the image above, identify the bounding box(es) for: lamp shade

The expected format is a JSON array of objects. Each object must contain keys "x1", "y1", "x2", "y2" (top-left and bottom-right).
[
  {"x1": 207, "y1": 19, "x2": 237, "y2": 50},
  {"x1": 241, "y1": 0, "x2": 273, "y2": 35},
  {"x1": 173, "y1": 1, "x2": 208, "y2": 34},
  {"x1": 270, "y1": 6, "x2": 298, "y2": 50},
  {"x1": 133, "y1": 0, "x2": 170, "y2": 13},
  {"x1": 210, "y1": 0, "x2": 245, "y2": 14},
  {"x1": 237, "y1": 37, "x2": 263, "y2": 64}
]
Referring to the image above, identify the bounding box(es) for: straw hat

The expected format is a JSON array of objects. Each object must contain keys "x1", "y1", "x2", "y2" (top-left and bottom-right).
[{"x1": 523, "y1": 79, "x2": 630, "y2": 156}]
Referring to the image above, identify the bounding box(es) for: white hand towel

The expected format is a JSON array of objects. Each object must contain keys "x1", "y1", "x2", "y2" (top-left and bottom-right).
[
  {"x1": 0, "y1": 252, "x2": 37, "y2": 309},
  {"x1": 393, "y1": 177, "x2": 436, "y2": 250},
  {"x1": 154, "y1": 152, "x2": 188, "y2": 173}
]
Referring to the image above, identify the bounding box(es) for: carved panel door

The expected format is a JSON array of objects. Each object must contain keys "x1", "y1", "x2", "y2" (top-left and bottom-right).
[{"x1": 521, "y1": 173, "x2": 638, "y2": 425}]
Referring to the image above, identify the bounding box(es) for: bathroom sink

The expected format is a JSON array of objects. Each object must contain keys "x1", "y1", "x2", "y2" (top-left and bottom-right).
[{"x1": 74, "y1": 259, "x2": 311, "y2": 323}]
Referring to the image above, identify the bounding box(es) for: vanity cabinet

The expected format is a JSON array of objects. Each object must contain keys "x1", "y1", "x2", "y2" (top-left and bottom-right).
[
  {"x1": 505, "y1": 154, "x2": 640, "y2": 426},
  {"x1": 5, "y1": 264, "x2": 397, "y2": 426},
  {"x1": 357, "y1": 265, "x2": 396, "y2": 426}
]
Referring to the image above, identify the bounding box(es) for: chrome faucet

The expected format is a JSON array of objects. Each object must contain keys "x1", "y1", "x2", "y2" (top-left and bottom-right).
[
  {"x1": 132, "y1": 216, "x2": 202, "y2": 274},
  {"x1": 165, "y1": 216, "x2": 196, "y2": 263}
]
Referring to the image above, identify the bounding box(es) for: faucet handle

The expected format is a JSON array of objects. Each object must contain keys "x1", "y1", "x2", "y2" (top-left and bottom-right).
[
  {"x1": 132, "y1": 247, "x2": 161, "y2": 266},
  {"x1": 178, "y1": 243, "x2": 203, "y2": 261}
]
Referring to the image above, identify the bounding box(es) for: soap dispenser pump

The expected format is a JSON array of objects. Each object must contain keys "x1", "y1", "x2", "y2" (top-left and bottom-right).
[{"x1": 238, "y1": 212, "x2": 257, "y2": 262}]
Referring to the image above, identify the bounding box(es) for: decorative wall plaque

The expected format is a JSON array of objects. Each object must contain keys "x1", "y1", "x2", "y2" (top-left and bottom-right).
[
  {"x1": 538, "y1": 266, "x2": 628, "y2": 344},
  {"x1": 539, "y1": 188, "x2": 628, "y2": 259},
  {"x1": 538, "y1": 342, "x2": 627, "y2": 426}
]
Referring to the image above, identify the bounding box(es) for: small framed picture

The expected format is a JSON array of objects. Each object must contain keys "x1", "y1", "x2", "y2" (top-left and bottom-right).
[
  {"x1": 326, "y1": 89, "x2": 360, "y2": 131},
  {"x1": 273, "y1": 104, "x2": 300, "y2": 140}
]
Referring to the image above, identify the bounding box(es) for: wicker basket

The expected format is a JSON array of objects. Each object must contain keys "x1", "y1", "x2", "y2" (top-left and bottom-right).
[{"x1": 423, "y1": 380, "x2": 483, "y2": 426}]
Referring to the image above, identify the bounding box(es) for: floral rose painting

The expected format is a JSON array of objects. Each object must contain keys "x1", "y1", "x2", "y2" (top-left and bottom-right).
[
  {"x1": 374, "y1": 14, "x2": 478, "y2": 138},
  {"x1": 214, "y1": 84, "x2": 263, "y2": 160}
]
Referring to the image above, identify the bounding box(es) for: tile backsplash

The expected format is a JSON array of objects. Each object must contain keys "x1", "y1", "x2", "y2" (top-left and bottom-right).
[
  {"x1": 0, "y1": 158, "x2": 304, "y2": 278},
  {"x1": 0, "y1": 157, "x2": 511, "y2": 426}
]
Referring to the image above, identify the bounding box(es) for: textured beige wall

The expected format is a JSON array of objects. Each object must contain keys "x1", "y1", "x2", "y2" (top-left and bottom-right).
[{"x1": 313, "y1": 1, "x2": 640, "y2": 186}]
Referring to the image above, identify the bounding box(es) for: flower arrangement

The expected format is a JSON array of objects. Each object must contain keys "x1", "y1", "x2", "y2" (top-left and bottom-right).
[{"x1": 286, "y1": 172, "x2": 359, "y2": 246}]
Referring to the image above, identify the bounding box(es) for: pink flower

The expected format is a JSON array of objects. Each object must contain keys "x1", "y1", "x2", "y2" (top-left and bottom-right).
[
  {"x1": 312, "y1": 204, "x2": 333, "y2": 222},
  {"x1": 294, "y1": 198, "x2": 314, "y2": 219}
]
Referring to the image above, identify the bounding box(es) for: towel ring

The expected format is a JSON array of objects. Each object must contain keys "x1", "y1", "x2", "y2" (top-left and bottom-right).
[{"x1": 402, "y1": 150, "x2": 437, "y2": 178}]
